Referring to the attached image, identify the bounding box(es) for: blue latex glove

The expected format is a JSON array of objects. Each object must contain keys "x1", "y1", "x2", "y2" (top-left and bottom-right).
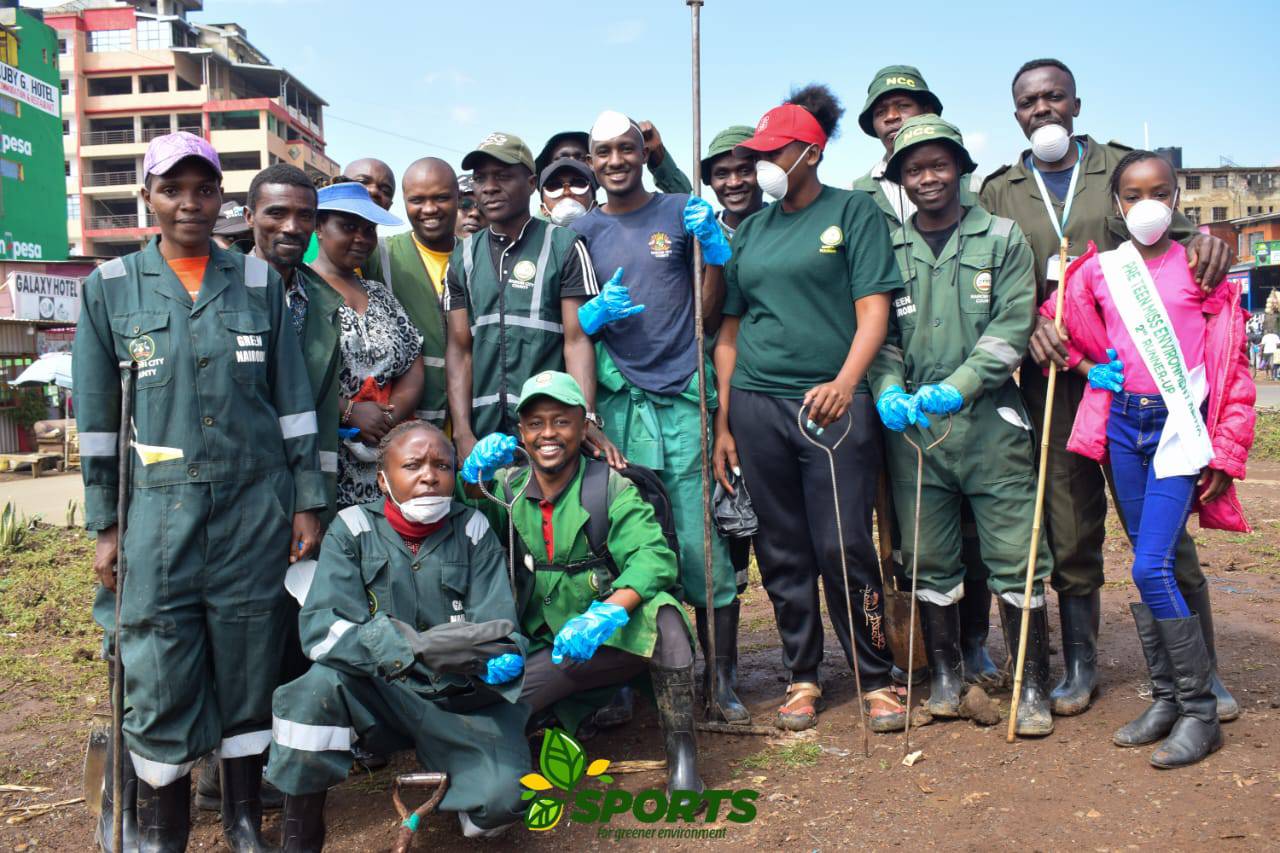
[
  {"x1": 551, "y1": 601, "x2": 630, "y2": 664},
  {"x1": 876, "y1": 385, "x2": 930, "y2": 432},
  {"x1": 461, "y1": 433, "x2": 517, "y2": 484},
  {"x1": 481, "y1": 652, "x2": 524, "y2": 685},
  {"x1": 1088, "y1": 348, "x2": 1125, "y2": 393},
  {"x1": 915, "y1": 383, "x2": 964, "y2": 416},
  {"x1": 338, "y1": 427, "x2": 360, "y2": 441},
  {"x1": 682, "y1": 197, "x2": 732, "y2": 266},
  {"x1": 578, "y1": 267, "x2": 646, "y2": 335}
]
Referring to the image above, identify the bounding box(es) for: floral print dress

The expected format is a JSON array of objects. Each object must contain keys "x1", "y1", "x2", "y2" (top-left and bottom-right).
[{"x1": 336, "y1": 277, "x2": 423, "y2": 507}]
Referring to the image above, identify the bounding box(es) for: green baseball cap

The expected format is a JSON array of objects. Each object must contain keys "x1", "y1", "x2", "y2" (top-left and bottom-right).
[
  {"x1": 884, "y1": 115, "x2": 977, "y2": 184},
  {"x1": 517, "y1": 370, "x2": 587, "y2": 413},
  {"x1": 700, "y1": 125, "x2": 755, "y2": 183},
  {"x1": 857, "y1": 64, "x2": 943, "y2": 138},
  {"x1": 461, "y1": 131, "x2": 536, "y2": 173}
]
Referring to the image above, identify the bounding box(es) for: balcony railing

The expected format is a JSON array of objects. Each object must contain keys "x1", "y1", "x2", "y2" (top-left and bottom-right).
[
  {"x1": 84, "y1": 170, "x2": 137, "y2": 187},
  {"x1": 82, "y1": 129, "x2": 136, "y2": 146},
  {"x1": 139, "y1": 125, "x2": 203, "y2": 142},
  {"x1": 86, "y1": 213, "x2": 157, "y2": 231}
]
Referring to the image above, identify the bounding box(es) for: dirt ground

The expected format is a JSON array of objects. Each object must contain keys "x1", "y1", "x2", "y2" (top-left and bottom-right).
[{"x1": 2, "y1": 460, "x2": 1279, "y2": 851}]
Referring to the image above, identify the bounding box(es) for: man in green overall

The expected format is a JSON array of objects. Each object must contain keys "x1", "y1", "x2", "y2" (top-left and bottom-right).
[
  {"x1": 980, "y1": 58, "x2": 1238, "y2": 719},
  {"x1": 74, "y1": 132, "x2": 326, "y2": 851},
  {"x1": 443, "y1": 132, "x2": 612, "y2": 465},
  {"x1": 868, "y1": 116, "x2": 1054, "y2": 736},
  {"x1": 851, "y1": 64, "x2": 1000, "y2": 688},
  {"x1": 267, "y1": 421, "x2": 530, "y2": 848},
  {"x1": 363, "y1": 157, "x2": 455, "y2": 427},
  {"x1": 462, "y1": 371, "x2": 702, "y2": 796}
]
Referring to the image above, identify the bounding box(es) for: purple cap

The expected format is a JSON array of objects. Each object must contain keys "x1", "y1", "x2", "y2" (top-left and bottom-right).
[{"x1": 143, "y1": 131, "x2": 221, "y2": 179}]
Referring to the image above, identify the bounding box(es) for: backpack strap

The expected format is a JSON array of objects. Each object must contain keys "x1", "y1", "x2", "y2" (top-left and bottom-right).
[{"x1": 580, "y1": 458, "x2": 611, "y2": 558}]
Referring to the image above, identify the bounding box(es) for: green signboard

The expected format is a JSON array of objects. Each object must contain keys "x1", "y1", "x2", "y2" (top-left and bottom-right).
[
  {"x1": 0, "y1": 8, "x2": 66, "y2": 261},
  {"x1": 1254, "y1": 240, "x2": 1280, "y2": 267}
]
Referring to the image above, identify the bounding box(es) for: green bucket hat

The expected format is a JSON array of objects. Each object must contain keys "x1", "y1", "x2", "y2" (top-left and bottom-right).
[
  {"x1": 857, "y1": 64, "x2": 944, "y2": 138},
  {"x1": 517, "y1": 370, "x2": 587, "y2": 413},
  {"x1": 884, "y1": 115, "x2": 977, "y2": 184},
  {"x1": 700, "y1": 125, "x2": 755, "y2": 183},
  {"x1": 461, "y1": 131, "x2": 536, "y2": 173}
]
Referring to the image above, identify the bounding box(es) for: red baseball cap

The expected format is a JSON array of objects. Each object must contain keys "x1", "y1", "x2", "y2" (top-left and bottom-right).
[{"x1": 736, "y1": 104, "x2": 828, "y2": 154}]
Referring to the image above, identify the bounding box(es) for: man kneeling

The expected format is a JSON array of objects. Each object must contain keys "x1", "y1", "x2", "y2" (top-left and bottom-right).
[
  {"x1": 462, "y1": 371, "x2": 702, "y2": 795},
  {"x1": 266, "y1": 421, "x2": 530, "y2": 850}
]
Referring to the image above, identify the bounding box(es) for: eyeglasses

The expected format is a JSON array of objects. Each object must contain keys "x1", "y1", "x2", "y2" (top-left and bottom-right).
[
  {"x1": 542, "y1": 179, "x2": 592, "y2": 200},
  {"x1": 459, "y1": 197, "x2": 478, "y2": 211}
]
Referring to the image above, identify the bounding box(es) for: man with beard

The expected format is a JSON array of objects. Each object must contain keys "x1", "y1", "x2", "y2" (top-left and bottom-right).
[{"x1": 980, "y1": 58, "x2": 1239, "y2": 720}]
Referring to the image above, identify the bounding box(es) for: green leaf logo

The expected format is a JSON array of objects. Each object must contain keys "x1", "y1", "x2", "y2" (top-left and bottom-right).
[
  {"x1": 539, "y1": 728, "x2": 586, "y2": 791},
  {"x1": 526, "y1": 795, "x2": 564, "y2": 831},
  {"x1": 521, "y1": 728, "x2": 614, "y2": 831}
]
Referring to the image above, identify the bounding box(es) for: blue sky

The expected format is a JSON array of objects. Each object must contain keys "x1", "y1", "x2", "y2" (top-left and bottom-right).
[{"x1": 53, "y1": 1, "x2": 1280, "y2": 198}]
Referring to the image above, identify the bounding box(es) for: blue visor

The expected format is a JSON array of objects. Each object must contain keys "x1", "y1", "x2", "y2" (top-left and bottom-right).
[{"x1": 317, "y1": 182, "x2": 402, "y2": 227}]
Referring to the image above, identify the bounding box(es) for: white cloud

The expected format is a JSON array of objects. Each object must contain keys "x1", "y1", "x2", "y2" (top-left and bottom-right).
[
  {"x1": 450, "y1": 106, "x2": 477, "y2": 126},
  {"x1": 605, "y1": 19, "x2": 646, "y2": 45},
  {"x1": 424, "y1": 69, "x2": 475, "y2": 89}
]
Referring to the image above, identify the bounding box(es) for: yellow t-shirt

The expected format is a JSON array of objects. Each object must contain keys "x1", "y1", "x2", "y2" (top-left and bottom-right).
[{"x1": 412, "y1": 236, "x2": 452, "y2": 298}]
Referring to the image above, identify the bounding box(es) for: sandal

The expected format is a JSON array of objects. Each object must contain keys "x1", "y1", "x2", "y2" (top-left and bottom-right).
[
  {"x1": 775, "y1": 682, "x2": 823, "y2": 731},
  {"x1": 864, "y1": 686, "x2": 907, "y2": 733}
]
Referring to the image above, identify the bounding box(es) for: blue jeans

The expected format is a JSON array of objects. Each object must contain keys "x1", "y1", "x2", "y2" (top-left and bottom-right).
[{"x1": 1106, "y1": 392, "x2": 1196, "y2": 620}]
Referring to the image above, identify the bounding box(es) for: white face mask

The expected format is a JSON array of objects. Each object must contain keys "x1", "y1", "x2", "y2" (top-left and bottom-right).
[
  {"x1": 1118, "y1": 193, "x2": 1176, "y2": 246},
  {"x1": 381, "y1": 475, "x2": 452, "y2": 524},
  {"x1": 1029, "y1": 123, "x2": 1071, "y2": 162},
  {"x1": 755, "y1": 144, "x2": 814, "y2": 200},
  {"x1": 548, "y1": 198, "x2": 588, "y2": 226}
]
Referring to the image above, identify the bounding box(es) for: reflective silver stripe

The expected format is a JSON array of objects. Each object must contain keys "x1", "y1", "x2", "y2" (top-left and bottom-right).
[
  {"x1": 999, "y1": 591, "x2": 1045, "y2": 609},
  {"x1": 472, "y1": 393, "x2": 520, "y2": 409},
  {"x1": 976, "y1": 335, "x2": 1021, "y2": 370},
  {"x1": 100, "y1": 257, "x2": 127, "y2": 279},
  {"x1": 423, "y1": 356, "x2": 446, "y2": 368},
  {"x1": 79, "y1": 431, "x2": 119, "y2": 456},
  {"x1": 244, "y1": 254, "x2": 269, "y2": 288},
  {"x1": 470, "y1": 314, "x2": 563, "y2": 335},
  {"x1": 337, "y1": 505, "x2": 371, "y2": 535},
  {"x1": 130, "y1": 753, "x2": 196, "y2": 788},
  {"x1": 528, "y1": 224, "x2": 557, "y2": 316},
  {"x1": 414, "y1": 409, "x2": 447, "y2": 421},
  {"x1": 465, "y1": 510, "x2": 491, "y2": 545},
  {"x1": 991, "y1": 215, "x2": 1015, "y2": 238},
  {"x1": 378, "y1": 242, "x2": 393, "y2": 289},
  {"x1": 318, "y1": 451, "x2": 338, "y2": 473},
  {"x1": 279, "y1": 411, "x2": 318, "y2": 439},
  {"x1": 307, "y1": 618, "x2": 355, "y2": 660},
  {"x1": 272, "y1": 717, "x2": 354, "y2": 753},
  {"x1": 915, "y1": 581, "x2": 965, "y2": 606},
  {"x1": 219, "y1": 730, "x2": 271, "y2": 759},
  {"x1": 461, "y1": 234, "x2": 474, "y2": 289}
]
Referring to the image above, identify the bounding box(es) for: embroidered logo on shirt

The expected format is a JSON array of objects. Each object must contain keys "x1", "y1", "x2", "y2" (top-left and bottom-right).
[
  {"x1": 648, "y1": 232, "x2": 673, "y2": 259},
  {"x1": 510, "y1": 260, "x2": 537, "y2": 288},
  {"x1": 973, "y1": 271, "x2": 992, "y2": 295},
  {"x1": 128, "y1": 335, "x2": 156, "y2": 362},
  {"x1": 819, "y1": 225, "x2": 844, "y2": 254},
  {"x1": 893, "y1": 294, "x2": 916, "y2": 318},
  {"x1": 234, "y1": 332, "x2": 266, "y2": 363}
]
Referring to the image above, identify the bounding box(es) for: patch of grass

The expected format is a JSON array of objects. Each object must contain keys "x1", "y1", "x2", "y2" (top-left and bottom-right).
[
  {"x1": 1251, "y1": 410, "x2": 1280, "y2": 463},
  {"x1": 738, "y1": 742, "x2": 822, "y2": 771},
  {"x1": 739, "y1": 749, "x2": 772, "y2": 770}
]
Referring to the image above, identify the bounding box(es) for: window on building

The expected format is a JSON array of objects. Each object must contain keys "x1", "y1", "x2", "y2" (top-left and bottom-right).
[
  {"x1": 87, "y1": 29, "x2": 132, "y2": 53},
  {"x1": 87, "y1": 76, "x2": 132, "y2": 97},
  {"x1": 1184, "y1": 174, "x2": 1201, "y2": 191},
  {"x1": 1212, "y1": 174, "x2": 1229, "y2": 189},
  {"x1": 219, "y1": 151, "x2": 262, "y2": 172},
  {"x1": 139, "y1": 74, "x2": 169, "y2": 94},
  {"x1": 135, "y1": 20, "x2": 173, "y2": 51},
  {"x1": 0, "y1": 96, "x2": 16, "y2": 117},
  {"x1": 60, "y1": 79, "x2": 69, "y2": 95},
  {"x1": 62, "y1": 120, "x2": 69, "y2": 135},
  {"x1": 210, "y1": 111, "x2": 261, "y2": 131},
  {"x1": 1247, "y1": 173, "x2": 1276, "y2": 190},
  {"x1": 58, "y1": 38, "x2": 68, "y2": 55},
  {"x1": 67, "y1": 194, "x2": 80, "y2": 219},
  {"x1": 176, "y1": 76, "x2": 199, "y2": 92},
  {"x1": 64, "y1": 160, "x2": 71, "y2": 176},
  {"x1": 177, "y1": 113, "x2": 202, "y2": 134},
  {"x1": 0, "y1": 159, "x2": 21, "y2": 180},
  {"x1": 1248, "y1": 232, "x2": 1264, "y2": 253},
  {"x1": 1183, "y1": 206, "x2": 1201, "y2": 225},
  {"x1": 1212, "y1": 206, "x2": 1228, "y2": 221}
]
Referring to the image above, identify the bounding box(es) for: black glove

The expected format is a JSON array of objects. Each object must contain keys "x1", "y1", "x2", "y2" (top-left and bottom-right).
[
  {"x1": 713, "y1": 470, "x2": 758, "y2": 538},
  {"x1": 391, "y1": 618, "x2": 518, "y2": 675}
]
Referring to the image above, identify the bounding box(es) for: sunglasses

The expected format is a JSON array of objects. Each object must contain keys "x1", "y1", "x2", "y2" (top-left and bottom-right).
[
  {"x1": 542, "y1": 179, "x2": 592, "y2": 200},
  {"x1": 459, "y1": 197, "x2": 478, "y2": 211}
]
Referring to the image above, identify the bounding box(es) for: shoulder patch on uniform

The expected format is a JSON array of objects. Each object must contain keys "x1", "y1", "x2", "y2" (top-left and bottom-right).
[
  {"x1": 338, "y1": 505, "x2": 372, "y2": 536},
  {"x1": 100, "y1": 258, "x2": 127, "y2": 279},
  {"x1": 980, "y1": 165, "x2": 1011, "y2": 192},
  {"x1": 991, "y1": 216, "x2": 1015, "y2": 238},
  {"x1": 465, "y1": 510, "x2": 491, "y2": 545},
  {"x1": 244, "y1": 255, "x2": 269, "y2": 288},
  {"x1": 1107, "y1": 139, "x2": 1134, "y2": 153}
]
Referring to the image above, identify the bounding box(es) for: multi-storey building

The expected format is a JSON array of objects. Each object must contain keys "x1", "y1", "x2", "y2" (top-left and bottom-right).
[
  {"x1": 47, "y1": 0, "x2": 337, "y2": 256},
  {"x1": 1176, "y1": 165, "x2": 1280, "y2": 227}
]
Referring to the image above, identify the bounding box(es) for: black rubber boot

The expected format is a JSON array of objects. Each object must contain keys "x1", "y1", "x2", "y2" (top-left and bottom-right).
[
  {"x1": 281, "y1": 791, "x2": 327, "y2": 853},
  {"x1": 220, "y1": 754, "x2": 279, "y2": 852},
  {"x1": 918, "y1": 600, "x2": 964, "y2": 717},
  {"x1": 1050, "y1": 590, "x2": 1100, "y2": 716},
  {"x1": 1114, "y1": 603, "x2": 1180, "y2": 747},
  {"x1": 197, "y1": 754, "x2": 284, "y2": 813},
  {"x1": 1182, "y1": 584, "x2": 1240, "y2": 722},
  {"x1": 959, "y1": 580, "x2": 1001, "y2": 688},
  {"x1": 650, "y1": 662, "x2": 703, "y2": 796},
  {"x1": 999, "y1": 600, "x2": 1055, "y2": 736},
  {"x1": 695, "y1": 603, "x2": 751, "y2": 724},
  {"x1": 95, "y1": 733, "x2": 138, "y2": 852},
  {"x1": 1150, "y1": 615, "x2": 1223, "y2": 768},
  {"x1": 136, "y1": 774, "x2": 191, "y2": 853},
  {"x1": 592, "y1": 686, "x2": 635, "y2": 728}
]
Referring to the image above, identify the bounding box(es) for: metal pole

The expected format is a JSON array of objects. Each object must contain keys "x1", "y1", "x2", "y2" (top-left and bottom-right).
[{"x1": 112, "y1": 361, "x2": 136, "y2": 853}]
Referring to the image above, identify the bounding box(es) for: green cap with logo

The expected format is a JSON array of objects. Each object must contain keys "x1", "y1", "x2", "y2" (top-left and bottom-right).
[
  {"x1": 700, "y1": 124, "x2": 755, "y2": 183},
  {"x1": 462, "y1": 131, "x2": 536, "y2": 173},
  {"x1": 884, "y1": 115, "x2": 977, "y2": 184},
  {"x1": 857, "y1": 64, "x2": 944, "y2": 138},
  {"x1": 517, "y1": 370, "x2": 587, "y2": 413}
]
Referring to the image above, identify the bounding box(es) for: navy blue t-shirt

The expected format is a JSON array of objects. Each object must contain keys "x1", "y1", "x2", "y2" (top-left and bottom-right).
[
  {"x1": 572, "y1": 193, "x2": 696, "y2": 395},
  {"x1": 1023, "y1": 139, "x2": 1087, "y2": 201}
]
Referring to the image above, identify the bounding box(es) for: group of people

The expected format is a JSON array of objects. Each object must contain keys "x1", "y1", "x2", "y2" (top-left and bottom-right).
[{"x1": 72, "y1": 55, "x2": 1256, "y2": 852}]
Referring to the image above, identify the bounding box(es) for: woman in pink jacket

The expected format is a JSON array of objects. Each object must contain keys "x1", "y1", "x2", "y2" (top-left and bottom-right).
[{"x1": 1045, "y1": 151, "x2": 1255, "y2": 770}]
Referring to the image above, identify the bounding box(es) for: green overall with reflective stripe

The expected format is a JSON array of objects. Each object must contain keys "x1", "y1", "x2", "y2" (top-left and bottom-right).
[
  {"x1": 867, "y1": 206, "x2": 1052, "y2": 601},
  {"x1": 72, "y1": 238, "x2": 325, "y2": 784},
  {"x1": 450, "y1": 220, "x2": 580, "y2": 436}
]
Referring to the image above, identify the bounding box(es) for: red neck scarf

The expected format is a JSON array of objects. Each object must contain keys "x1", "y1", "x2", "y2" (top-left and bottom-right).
[{"x1": 383, "y1": 497, "x2": 444, "y2": 542}]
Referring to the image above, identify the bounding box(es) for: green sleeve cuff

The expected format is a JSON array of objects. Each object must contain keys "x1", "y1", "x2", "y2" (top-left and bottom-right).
[
  {"x1": 364, "y1": 614, "x2": 417, "y2": 679},
  {"x1": 293, "y1": 471, "x2": 329, "y2": 514},
  {"x1": 84, "y1": 484, "x2": 118, "y2": 531},
  {"x1": 943, "y1": 365, "x2": 983, "y2": 402}
]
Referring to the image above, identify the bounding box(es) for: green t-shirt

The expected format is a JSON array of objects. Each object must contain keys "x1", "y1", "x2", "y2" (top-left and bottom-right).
[{"x1": 722, "y1": 185, "x2": 901, "y2": 397}]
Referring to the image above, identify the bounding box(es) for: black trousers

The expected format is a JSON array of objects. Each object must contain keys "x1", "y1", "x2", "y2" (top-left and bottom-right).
[{"x1": 728, "y1": 388, "x2": 893, "y2": 691}]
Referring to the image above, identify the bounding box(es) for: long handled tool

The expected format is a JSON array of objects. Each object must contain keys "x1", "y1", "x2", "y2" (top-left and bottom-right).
[
  {"x1": 390, "y1": 772, "x2": 449, "y2": 853},
  {"x1": 900, "y1": 416, "x2": 952, "y2": 756},
  {"x1": 111, "y1": 360, "x2": 137, "y2": 853},
  {"x1": 1006, "y1": 236, "x2": 1070, "y2": 743},
  {"x1": 476, "y1": 447, "x2": 532, "y2": 596},
  {"x1": 795, "y1": 405, "x2": 869, "y2": 758},
  {"x1": 873, "y1": 471, "x2": 925, "y2": 694}
]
